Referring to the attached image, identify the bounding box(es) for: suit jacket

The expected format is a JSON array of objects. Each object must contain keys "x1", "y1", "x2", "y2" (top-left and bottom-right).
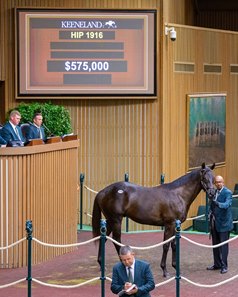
[
  {"x1": 0, "y1": 134, "x2": 7, "y2": 145},
  {"x1": 25, "y1": 124, "x2": 46, "y2": 142},
  {"x1": 210, "y1": 187, "x2": 233, "y2": 232},
  {"x1": 111, "y1": 259, "x2": 155, "y2": 297},
  {"x1": 0, "y1": 122, "x2": 25, "y2": 143}
]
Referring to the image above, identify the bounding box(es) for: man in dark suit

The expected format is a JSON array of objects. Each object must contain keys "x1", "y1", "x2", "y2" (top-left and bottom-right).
[
  {"x1": 0, "y1": 110, "x2": 25, "y2": 145},
  {"x1": 111, "y1": 245, "x2": 155, "y2": 297},
  {"x1": 0, "y1": 134, "x2": 7, "y2": 145},
  {"x1": 25, "y1": 112, "x2": 46, "y2": 142},
  {"x1": 207, "y1": 175, "x2": 233, "y2": 274}
]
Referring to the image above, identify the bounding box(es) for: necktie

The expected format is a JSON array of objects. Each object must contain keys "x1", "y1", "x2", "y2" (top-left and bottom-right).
[
  {"x1": 15, "y1": 127, "x2": 21, "y2": 140},
  {"x1": 214, "y1": 190, "x2": 220, "y2": 201},
  {"x1": 38, "y1": 128, "x2": 42, "y2": 139},
  {"x1": 128, "y1": 266, "x2": 133, "y2": 283}
]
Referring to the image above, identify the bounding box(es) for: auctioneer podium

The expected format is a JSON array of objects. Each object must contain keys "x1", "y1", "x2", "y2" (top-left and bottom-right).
[{"x1": 0, "y1": 138, "x2": 79, "y2": 268}]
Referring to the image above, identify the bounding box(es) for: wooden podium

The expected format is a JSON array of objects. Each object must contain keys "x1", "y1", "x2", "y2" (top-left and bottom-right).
[
  {"x1": 45, "y1": 136, "x2": 62, "y2": 144},
  {"x1": 25, "y1": 139, "x2": 45, "y2": 146},
  {"x1": 0, "y1": 139, "x2": 80, "y2": 268}
]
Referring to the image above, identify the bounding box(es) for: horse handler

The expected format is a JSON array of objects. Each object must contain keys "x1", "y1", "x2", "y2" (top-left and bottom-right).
[{"x1": 207, "y1": 175, "x2": 233, "y2": 274}]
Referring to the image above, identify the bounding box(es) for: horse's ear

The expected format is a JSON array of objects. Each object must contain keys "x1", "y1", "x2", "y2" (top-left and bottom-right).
[
  {"x1": 201, "y1": 162, "x2": 205, "y2": 169},
  {"x1": 210, "y1": 163, "x2": 216, "y2": 170}
]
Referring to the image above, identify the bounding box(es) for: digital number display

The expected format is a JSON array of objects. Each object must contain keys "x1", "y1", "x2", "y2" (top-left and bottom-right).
[{"x1": 16, "y1": 9, "x2": 156, "y2": 98}]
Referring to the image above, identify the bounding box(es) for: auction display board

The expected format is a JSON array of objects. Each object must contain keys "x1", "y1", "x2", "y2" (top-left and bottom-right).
[{"x1": 15, "y1": 9, "x2": 156, "y2": 98}]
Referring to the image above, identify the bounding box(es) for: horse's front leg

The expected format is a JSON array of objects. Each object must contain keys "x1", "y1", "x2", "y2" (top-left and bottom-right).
[
  {"x1": 160, "y1": 241, "x2": 170, "y2": 277},
  {"x1": 171, "y1": 238, "x2": 176, "y2": 269},
  {"x1": 160, "y1": 224, "x2": 175, "y2": 277}
]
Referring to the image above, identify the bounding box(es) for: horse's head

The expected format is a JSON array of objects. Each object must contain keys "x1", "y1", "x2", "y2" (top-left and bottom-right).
[{"x1": 200, "y1": 162, "x2": 216, "y2": 198}]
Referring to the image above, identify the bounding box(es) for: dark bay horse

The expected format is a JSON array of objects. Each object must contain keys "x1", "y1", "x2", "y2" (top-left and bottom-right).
[{"x1": 92, "y1": 163, "x2": 215, "y2": 277}]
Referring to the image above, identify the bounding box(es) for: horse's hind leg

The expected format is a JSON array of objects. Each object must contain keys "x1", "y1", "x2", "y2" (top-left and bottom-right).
[{"x1": 110, "y1": 218, "x2": 123, "y2": 257}]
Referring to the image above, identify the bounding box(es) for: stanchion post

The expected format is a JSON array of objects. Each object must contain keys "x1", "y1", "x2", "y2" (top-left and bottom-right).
[
  {"x1": 26, "y1": 220, "x2": 33, "y2": 297},
  {"x1": 175, "y1": 219, "x2": 181, "y2": 297},
  {"x1": 125, "y1": 173, "x2": 129, "y2": 232},
  {"x1": 100, "y1": 219, "x2": 107, "y2": 297},
  {"x1": 160, "y1": 173, "x2": 165, "y2": 184},
  {"x1": 80, "y1": 173, "x2": 85, "y2": 230}
]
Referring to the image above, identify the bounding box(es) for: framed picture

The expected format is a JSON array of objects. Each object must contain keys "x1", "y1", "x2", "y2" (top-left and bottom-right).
[{"x1": 187, "y1": 93, "x2": 226, "y2": 170}]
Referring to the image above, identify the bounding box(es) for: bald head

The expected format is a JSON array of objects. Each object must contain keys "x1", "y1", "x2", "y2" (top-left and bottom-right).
[{"x1": 214, "y1": 175, "x2": 224, "y2": 190}]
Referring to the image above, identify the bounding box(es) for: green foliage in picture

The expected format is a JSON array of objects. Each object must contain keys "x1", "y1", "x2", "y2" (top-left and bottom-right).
[{"x1": 7, "y1": 102, "x2": 72, "y2": 137}]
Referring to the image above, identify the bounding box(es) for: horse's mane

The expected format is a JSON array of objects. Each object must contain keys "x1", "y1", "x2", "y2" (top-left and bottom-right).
[{"x1": 166, "y1": 168, "x2": 200, "y2": 189}]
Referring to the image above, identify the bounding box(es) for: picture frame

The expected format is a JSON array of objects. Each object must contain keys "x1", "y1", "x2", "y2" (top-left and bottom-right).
[
  {"x1": 15, "y1": 8, "x2": 156, "y2": 99},
  {"x1": 187, "y1": 93, "x2": 226, "y2": 170}
]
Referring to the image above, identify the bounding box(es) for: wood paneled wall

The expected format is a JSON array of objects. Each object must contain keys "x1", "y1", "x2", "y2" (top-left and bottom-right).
[
  {"x1": 195, "y1": 11, "x2": 238, "y2": 31},
  {"x1": 0, "y1": 0, "x2": 238, "y2": 234},
  {"x1": 162, "y1": 25, "x2": 238, "y2": 228},
  {"x1": 0, "y1": 141, "x2": 79, "y2": 268}
]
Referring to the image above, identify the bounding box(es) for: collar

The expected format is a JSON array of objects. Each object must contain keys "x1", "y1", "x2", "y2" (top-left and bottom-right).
[
  {"x1": 33, "y1": 123, "x2": 40, "y2": 129},
  {"x1": 127, "y1": 259, "x2": 135, "y2": 270},
  {"x1": 9, "y1": 121, "x2": 17, "y2": 130}
]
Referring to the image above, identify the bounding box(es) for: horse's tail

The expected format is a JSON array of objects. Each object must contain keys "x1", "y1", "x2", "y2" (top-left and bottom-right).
[{"x1": 92, "y1": 193, "x2": 102, "y2": 238}]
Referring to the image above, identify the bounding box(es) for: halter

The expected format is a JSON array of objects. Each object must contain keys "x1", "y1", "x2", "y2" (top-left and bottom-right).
[{"x1": 200, "y1": 168, "x2": 215, "y2": 196}]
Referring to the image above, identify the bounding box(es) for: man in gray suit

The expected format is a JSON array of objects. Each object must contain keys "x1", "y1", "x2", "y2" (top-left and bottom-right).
[
  {"x1": 207, "y1": 175, "x2": 233, "y2": 274},
  {"x1": 111, "y1": 245, "x2": 155, "y2": 296}
]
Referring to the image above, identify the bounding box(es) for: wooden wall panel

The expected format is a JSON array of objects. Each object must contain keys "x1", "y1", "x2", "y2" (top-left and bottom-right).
[
  {"x1": 195, "y1": 11, "x2": 238, "y2": 32},
  {"x1": 162, "y1": 0, "x2": 195, "y2": 25},
  {"x1": 162, "y1": 25, "x2": 238, "y2": 228},
  {"x1": 0, "y1": 142, "x2": 79, "y2": 268}
]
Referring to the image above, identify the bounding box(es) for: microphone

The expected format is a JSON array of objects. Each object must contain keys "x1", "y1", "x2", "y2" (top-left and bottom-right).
[{"x1": 42, "y1": 123, "x2": 54, "y2": 137}]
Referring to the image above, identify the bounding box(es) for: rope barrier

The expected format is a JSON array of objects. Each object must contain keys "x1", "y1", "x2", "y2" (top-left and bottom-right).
[
  {"x1": 0, "y1": 278, "x2": 26, "y2": 289},
  {"x1": 84, "y1": 212, "x2": 93, "y2": 218},
  {"x1": 186, "y1": 214, "x2": 205, "y2": 221},
  {"x1": 155, "y1": 277, "x2": 175, "y2": 287},
  {"x1": 1, "y1": 227, "x2": 238, "y2": 294},
  {"x1": 0, "y1": 231, "x2": 238, "y2": 289},
  {"x1": 181, "y1": 274, "x2": 238, "y2": 288},
  {"x1": 106, "y1": 235, "x2": 175, "y2": 249},
  {"x1": 0, "y1": 238, "x2": 25, "y2": 250},
  {"x1": 181, "y1": 234, "x2": 238, "y2": 248},
  {"x1": 83, "y1": 185, "x2": 98, "y2": 194},
  {"x1": 32, "y1": 277, "x2": 100, "y2": 288},
  {"x1": 32, "y1": 236, "x2": 100, "y2": 248}
]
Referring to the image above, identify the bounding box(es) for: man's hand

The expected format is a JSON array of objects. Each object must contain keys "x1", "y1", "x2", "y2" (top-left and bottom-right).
[
  {"x1": 127, "y1": 286, "x2": 138, "y2": 295},
  {"x1": 124, "y1": 282, "x2": 132, "y2": 291},
  {"x1": 125, "y1": 283, "x2": 138, "y2": 295}
]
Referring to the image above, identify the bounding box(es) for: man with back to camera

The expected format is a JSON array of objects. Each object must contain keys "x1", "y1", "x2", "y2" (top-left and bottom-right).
[
  {"x1": 0, "y1": 110, "x2": 25, "y2": 145},
  {"x1": 207, "y1": 175, "x2": 233, "y2": 274},
  {"x1": 25, "y1": 112, "x2": 46, "y2": 142},
  {"x1": 111, "y1": 245, "x2": 155, "y2": 297}
]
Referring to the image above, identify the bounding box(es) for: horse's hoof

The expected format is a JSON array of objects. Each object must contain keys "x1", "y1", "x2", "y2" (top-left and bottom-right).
[{"x1": 163, "y1": 272, "x2": 170, "y2": 278}]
